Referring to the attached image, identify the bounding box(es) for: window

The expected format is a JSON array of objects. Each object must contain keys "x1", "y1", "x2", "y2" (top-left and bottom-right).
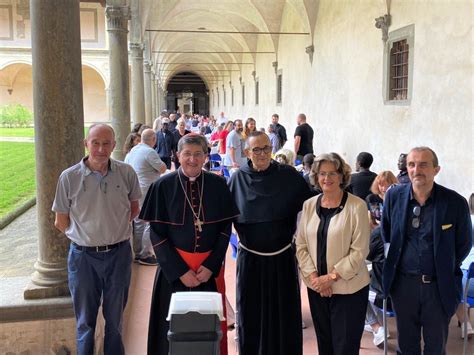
[
  {"x1": 383, "y1": 24, "x2": 414, "y2": 105},
  {"x1": 389, "y1": 39, "x2": 409, "y2": 100},
  {"x1": 231, "y1": 87, "x2": 234, "y2": 106},
  {"x1": 242, "y1": 84, "x2": 245, "y2": 105},
  {"x1": 276, "y1": 71, "x2": 282, "y2": 104},
  {"x1": 255, "y1": 79, "x2": 259, "y2": 105}
]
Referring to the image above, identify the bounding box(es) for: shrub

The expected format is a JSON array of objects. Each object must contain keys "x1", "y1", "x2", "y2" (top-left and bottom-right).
[{"x1": 0, "y1": 104, "x2": 34, "y2": 127}]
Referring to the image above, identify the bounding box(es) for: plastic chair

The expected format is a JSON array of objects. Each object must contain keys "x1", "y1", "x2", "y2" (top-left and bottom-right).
[
  {"x1": 463, "y1": 261, "x2": 474, "y2": 355},
  {"x1": 209, "y1": 154, "x2": 221, "y2": 171},
  {"x1": 221, "y1": 167, "x2": 230, "y2": 182},
  {"x1": 229, "y1": 233, "x2": 238, "y2": 259}
]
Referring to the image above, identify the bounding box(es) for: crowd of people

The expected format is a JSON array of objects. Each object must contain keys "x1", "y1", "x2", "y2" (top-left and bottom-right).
[{"x1": 52, "y1": 111, "x2": 473, "y2": 355}]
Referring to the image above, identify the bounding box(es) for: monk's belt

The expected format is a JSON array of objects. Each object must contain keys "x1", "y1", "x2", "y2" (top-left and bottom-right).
[{"x1": 238, "y1": 242, "x2": 292, "y2": 256}]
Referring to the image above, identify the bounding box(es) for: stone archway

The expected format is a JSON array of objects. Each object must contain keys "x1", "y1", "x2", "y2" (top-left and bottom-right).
[
  {"x1": 0, "y1": 62, "x2": 33, "y2": 111},
  {"x1": 82, "y1": 64, "x2": 108, "y2": 123},
  {"x1": 165, "y1": 72, "x2": 208, "y2": 115}
]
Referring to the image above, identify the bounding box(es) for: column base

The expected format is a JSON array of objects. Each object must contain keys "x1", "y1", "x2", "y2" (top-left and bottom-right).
[{"x1": 24, "y1": 279, "x2": 70, "y2": 299}]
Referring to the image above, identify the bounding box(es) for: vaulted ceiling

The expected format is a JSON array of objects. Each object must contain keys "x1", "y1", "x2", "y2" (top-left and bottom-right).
[{"x1": 135, "y1": 0, "x2": 320, "y2": 89}]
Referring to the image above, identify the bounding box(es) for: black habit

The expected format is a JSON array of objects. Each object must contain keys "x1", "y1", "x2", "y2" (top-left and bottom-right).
[
  {"x1": 228, "y1": 160, "x2": 313, "y2": 355},
  {"x1": 140, "y1": 169, "x2": 239, "y2": 355}
]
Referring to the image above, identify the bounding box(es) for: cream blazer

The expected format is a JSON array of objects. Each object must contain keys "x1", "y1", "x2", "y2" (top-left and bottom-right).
[{"x1": 295, "y1": 193, "x2": 370, "y2": 295}]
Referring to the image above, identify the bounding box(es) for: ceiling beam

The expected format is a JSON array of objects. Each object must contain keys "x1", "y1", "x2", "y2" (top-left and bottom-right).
[
  {"x1": 146, "y1": 29, "x2": 309, "y2": 35},
  {"x1": 153, "y1": 51, "x2": 274, "y2": 54},
  {"x1": 156, "y1": 63, "x2": 254, "y2": 65},
  {"x1": 160, "y1": 69, "x2": 240, "y2": 72}
]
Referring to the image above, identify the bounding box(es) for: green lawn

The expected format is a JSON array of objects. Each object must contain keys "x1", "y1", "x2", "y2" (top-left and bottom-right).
[
  {"x1": 0, "y1": 142, "x2": 36, "y2": 217},
  {"x1": 0, "y1": 127, "x2": 89, "y2": 138},
  {"x1": 0, "y1": 127, "x2": 35, "y2": 137}
]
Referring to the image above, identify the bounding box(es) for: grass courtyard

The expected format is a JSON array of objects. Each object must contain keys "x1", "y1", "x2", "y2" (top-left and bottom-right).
[{"x1": 0, "y1": 140, "x2": 36, "y2": 218}]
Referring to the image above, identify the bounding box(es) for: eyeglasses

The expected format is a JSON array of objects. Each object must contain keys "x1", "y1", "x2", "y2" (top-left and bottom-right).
[
  {"x1": 181, "y1": 152, "x2": 205, "y2": 159},
  {"x1": 250, "y1": 146, "x2": 272, "y2": 155},
  {"x1": 318, "y1": 172, "x2": 340, "y2": 178},
  {"x1": 412, "y1": 205, "x2": 421, "y2": 228}
]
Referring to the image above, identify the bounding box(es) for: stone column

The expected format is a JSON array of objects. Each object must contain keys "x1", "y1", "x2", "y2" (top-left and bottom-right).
[
  {"x1": 156, "y1": 85, "x2": 162, "y2": 114},
  {"x1": 129, "y1": 42, "x2": 145, "y2": 126},
  {"x1": 143, "y1": 60, "x2": 153, "y2": 126},
  {"x1": 26, "y1": 0, "x2": 84, "y2": 299},
  {"x1": 156, "y1": 80, "x2": 162, "y2": 116},
  {"x1": 106, "y1": 3, "x2": 130, "y2": 161},
  {"x1": 151, "y1": 73, "x2": 157, "y2": 120},
  {"x1": 163, "y1": 90, "x2": 169, "y2": 111}
]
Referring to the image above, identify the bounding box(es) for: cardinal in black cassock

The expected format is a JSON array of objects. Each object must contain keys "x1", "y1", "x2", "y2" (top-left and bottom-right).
[
  {"x1": 229, "y1": 154, "x2": 313, "y2": 355},
  {"x1": 140, "y1": 167, "x2": 239, "y2": 355}
]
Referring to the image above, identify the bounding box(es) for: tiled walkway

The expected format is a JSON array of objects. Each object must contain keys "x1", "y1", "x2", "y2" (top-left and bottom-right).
[{"x1": 1, "y1": 207, "x2": 472, "y2": 354}]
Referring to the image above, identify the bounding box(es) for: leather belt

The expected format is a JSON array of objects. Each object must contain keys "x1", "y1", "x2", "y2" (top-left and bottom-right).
[
  {"x1": 71, "y1": 239, "x2": 128, "y2": 253},
  {"x1": 399, "y1": 272, "x2": 437, "y2": 284}
]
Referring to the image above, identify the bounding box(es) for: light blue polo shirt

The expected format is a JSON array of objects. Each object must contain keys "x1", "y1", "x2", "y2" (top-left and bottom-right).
[{"x1": 52, "y1": 157, "x2": 141, "y2": 247}]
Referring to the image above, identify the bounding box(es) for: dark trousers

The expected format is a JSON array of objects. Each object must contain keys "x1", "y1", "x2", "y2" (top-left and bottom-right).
[
  {"x1": 307, "y1": 285, "x2": 368, "y2": 355},
  {"x1": 160, "y1": 156, "x2": 171, "y2": 170},
  {"x1": 391, "y1": 273, "x2": 450, "y2": 355}
]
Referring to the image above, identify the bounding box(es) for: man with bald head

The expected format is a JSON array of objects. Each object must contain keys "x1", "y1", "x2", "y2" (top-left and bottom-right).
[
  {"x1": 382, "y1": 146, "x2": 471, "y2": 354},
  {"x1": 53, "y1": 124, "x2": 141, "y2": 355},
  {"x1": 229, "y1": 131, "x2": 313, "y2": 355},
  {"x1": 125, "y1": 128, "x2": 166, "y2": 265}
]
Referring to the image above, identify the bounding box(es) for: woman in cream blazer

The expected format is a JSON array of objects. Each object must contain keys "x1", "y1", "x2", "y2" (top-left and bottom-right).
[{"x1": 296, "y1": 152, "x2": 370, "y2": 355}]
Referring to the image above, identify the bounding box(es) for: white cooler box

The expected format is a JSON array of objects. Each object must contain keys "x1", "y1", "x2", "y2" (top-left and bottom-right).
[{"x1": 167, "y1": 291, "x2": 224, "y2": 355}]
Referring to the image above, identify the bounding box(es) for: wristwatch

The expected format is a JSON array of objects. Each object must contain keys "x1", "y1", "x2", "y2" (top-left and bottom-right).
[{"x1": 329, "y1": 273, "x2": 337, "y2": 281}]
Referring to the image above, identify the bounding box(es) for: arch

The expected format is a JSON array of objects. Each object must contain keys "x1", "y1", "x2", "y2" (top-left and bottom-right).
[
  {"x1": 81, "y1": 62, "x2": 108, "y2": 87},
  {"x1": 0, "y1": 62, "x2": 34, "y2": 111},
  {"x1": 0, "y1": 59, "x2": 33, "y2": 71},
  {"x1": 81, "y1": 64, "x2": 108, "y2": 123}
]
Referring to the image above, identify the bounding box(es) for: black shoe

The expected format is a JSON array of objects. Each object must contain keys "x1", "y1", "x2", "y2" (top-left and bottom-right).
[{"x1": 138, "y1": 256, "x2": 158, "y2": 266}]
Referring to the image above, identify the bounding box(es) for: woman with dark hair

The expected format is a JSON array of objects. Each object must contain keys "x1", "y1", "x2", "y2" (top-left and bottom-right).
[
  {"x1": 123, "y1": 132, "x2": 140, "y2": 156},
  {"x1": 296, "y1": 152, "x2": 370, "y2": 355},
  {"x1": 242, "y1": 117, "x2": 256, "y2": 141}
]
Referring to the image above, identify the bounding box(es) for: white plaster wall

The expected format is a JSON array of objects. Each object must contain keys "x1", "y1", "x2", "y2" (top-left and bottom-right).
[{"x1": 209, "y1": 0, "x2": 473, "y2": 198}]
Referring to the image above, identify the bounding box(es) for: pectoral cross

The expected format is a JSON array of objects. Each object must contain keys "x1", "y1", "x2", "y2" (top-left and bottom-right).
[{"x1": 194, "y1": 218, "x2": 203, "y2": 232}]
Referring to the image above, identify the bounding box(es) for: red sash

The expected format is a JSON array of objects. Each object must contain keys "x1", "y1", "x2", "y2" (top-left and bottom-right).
[
  {"x1": 176, "y1": 248, "x2": 211, "y2": 272},
  {"x1": 175, "y1": 248, "x2": 228, "y2": 355}
]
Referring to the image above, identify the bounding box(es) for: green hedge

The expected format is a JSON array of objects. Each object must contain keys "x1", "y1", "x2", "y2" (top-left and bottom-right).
[{"x1": 0, "y1": 104, "x2": 34, "y2": 127}]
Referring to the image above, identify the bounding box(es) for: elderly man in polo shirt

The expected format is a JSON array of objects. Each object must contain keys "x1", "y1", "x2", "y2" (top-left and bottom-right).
[{"x1": 53, "y1": 124, "x2": 141, "y2": 355}]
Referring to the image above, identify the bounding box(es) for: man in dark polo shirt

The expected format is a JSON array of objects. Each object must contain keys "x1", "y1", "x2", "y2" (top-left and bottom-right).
[
  {"x1": 381, "y1": 146, "x2": 471, "y2": 354},
  {"x1": 347, "y1": 152, "x2": 377, "y2": 200},
  {"x1": 293, "y1": 113, "x2": 314, "y2": 162}
]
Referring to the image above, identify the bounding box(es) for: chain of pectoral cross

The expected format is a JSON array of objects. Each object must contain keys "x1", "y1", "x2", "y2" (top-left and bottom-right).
[{"x1": 178, "y1": 170, "x2": 205, "y2": 232}]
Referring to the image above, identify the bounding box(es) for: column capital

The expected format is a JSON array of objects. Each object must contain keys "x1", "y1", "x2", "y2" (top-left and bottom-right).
[
  {"x1": 106, "y1": 5, "x2": 130, "y2": 33},
  {"x1": 129, "y1": 42, "x2": 144, "y2": 58},
  {"x1": 144, "y1": 60, "x2": 153, "y2": 73}
]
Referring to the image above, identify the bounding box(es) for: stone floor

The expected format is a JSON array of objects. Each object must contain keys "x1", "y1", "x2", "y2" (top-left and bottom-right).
[
  {"x1": 1, "y1": 206, "x2": 473, "y2": 354},
  {"x1": 0, "y1": 206, "x2": 37, "y2": 277}
]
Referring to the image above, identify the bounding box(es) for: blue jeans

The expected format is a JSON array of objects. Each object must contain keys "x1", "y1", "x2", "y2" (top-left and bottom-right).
[{"x1": 68, "y1": 241, "x2": 132, "y2": 355}]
